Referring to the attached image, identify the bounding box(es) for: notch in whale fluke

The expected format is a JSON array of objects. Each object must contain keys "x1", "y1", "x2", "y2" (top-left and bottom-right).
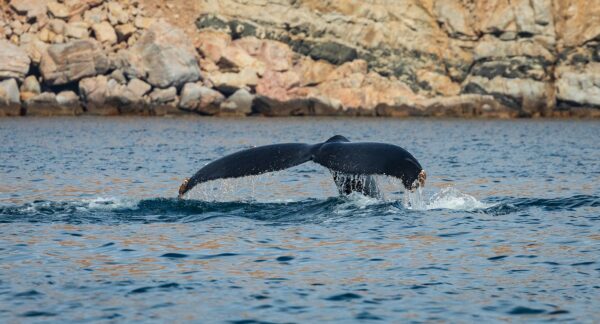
[{"x1": 178, "y1": 136, "x2": 425, "y2": 198}]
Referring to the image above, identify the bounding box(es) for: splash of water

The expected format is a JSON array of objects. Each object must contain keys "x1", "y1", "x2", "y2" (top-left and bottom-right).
[{"x1": 403, "y1": 186, "x2": 492, "y2": 211}]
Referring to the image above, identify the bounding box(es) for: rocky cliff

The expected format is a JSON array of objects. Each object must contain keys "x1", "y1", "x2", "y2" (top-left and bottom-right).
[{"x1": 1, "y1": 0, "x2": 599, "y2": 117}]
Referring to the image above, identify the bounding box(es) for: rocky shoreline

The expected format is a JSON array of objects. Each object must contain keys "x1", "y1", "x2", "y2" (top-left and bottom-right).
[{"x1": 1, "y1": 0, "x2": 599, "y2": 118}]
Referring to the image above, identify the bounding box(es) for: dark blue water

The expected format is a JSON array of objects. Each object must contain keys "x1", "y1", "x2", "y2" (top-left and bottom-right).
[{"x1": 1, "y1": 117, "x2": 599, "y2": 322}]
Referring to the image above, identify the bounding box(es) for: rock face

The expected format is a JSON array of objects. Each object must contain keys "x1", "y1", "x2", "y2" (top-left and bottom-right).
[
  {"x1": 2, "y1": 0, "x2": 600, "y2": 117},
  {"x1": 0, "y1": 40, "x2": 30, "y2": 81},
  {"x1": 119, "y1": 20, "x2": 201, "y2": 88},
  {"x1": 40, "y1": 39, "x2": 109, "y2": 85},
  {"x1": 194, "y1": 0, "x2": 600, "y2": 115}
]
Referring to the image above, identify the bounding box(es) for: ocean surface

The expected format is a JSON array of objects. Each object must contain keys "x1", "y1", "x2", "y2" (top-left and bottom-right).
[{"x1": 1, "y1": 117, "x2": 599, "y2": 323}]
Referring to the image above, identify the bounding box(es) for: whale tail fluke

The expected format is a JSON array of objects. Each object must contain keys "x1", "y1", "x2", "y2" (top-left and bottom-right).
[
  {"x1": 179, "y1": 143, "x2": 314, "y2": 197},
  {"x1": 179, "y1": 136, "x2": 424, "y2": 198}
]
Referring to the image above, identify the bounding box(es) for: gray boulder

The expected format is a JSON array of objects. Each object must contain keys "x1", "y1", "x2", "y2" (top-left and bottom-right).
[
  {"x1": 0, "y1": 39, "x2": 31, "y2": 81},
  {"x1": 40, "y1": 39, "x2": 109, "y2": 85},
  {"x1": 110, "y1": 69, "x2": 127, "y2": 84},
  {"x1": 220, "y1": 88, "x2": 253, "y2": 116},
  {"x1": 20, "y1": 75, "x2": 41, "y2": 94},
  {"x1": 119, "y1": 20, "x2": 201, "y2": 88},
  {"x1": 0, "y1": 78, "x2": 21, "y2": 116},
  {"x1": 106, "y1": 79, "x2": 146, "y2": 114},
  {"x1": 149, "y1": 87, "x2": 177, "y2": 104},
  {"x1": 127, "y1": 78, "x2": 151, "y2": 97},
  {"x1": 79, "y1": 75, "x2": 118, "y2": 115},
  {"x1": 148, "y1": 87, "x2": 180, "y2": 115},
  {"x1": 179, "y1": 82, "x2": 224, "y2": 115}
]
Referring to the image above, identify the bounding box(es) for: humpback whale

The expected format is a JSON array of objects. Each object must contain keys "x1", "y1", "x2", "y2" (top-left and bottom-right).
[{"x1": 178, "y1": 135, "x2": 426, "y2": 198}]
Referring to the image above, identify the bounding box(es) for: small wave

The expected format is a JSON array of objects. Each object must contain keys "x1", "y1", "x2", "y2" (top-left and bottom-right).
[
  {"x1": 1, "y1": 192, "x2": 598, "y2": 224},
  {"x1": 484, "y1": 194, "x2": 600, "y2": 215}
]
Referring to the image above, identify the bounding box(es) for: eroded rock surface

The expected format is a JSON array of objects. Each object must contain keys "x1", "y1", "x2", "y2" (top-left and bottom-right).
[
  {"x1": 0, "y1": 40, "x2": 30, "y2": 81},
  {"x1": 40, "y1": 39, "x2": 109, "y2": 85},
  {"x1": 119, "y1": 20, "x2": 201, "y2": 88},
  {"x1": 1, "y1": 0, "x2": 600, "y2": 117}
]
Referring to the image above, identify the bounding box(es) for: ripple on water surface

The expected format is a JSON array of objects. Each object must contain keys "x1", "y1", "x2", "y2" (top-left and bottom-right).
[{"x1": 0, "y1": 118, "x2": 599, "y2": 322}]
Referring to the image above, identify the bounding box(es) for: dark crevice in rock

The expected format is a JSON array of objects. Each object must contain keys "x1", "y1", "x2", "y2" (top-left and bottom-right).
[
  {"x1": 195, "y1": 14, "x2": 230, "y2": 31},
  {"x1": 470, "y1": 57, "x2": 551, "y2": 81},
  {"x1": 229, "y1": 20, "x2": 258, "y2": 40},
  {"x1": 557, "y1": 99, "x2": 600, "y2": 110},
  {"x1": 517, "y1": 31, "x2": 534, "y2": 39},
  {"x1": 462, "y1": 82, "x2": 520, "y2": 111},
  {"x1": 43, "y1": 81, "x2": 80, "y2": 96}
]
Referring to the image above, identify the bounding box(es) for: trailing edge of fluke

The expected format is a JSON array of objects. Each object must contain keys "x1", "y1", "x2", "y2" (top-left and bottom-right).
[{"x1": 178, "y1": 135, "x2": 426, "y2": 198}]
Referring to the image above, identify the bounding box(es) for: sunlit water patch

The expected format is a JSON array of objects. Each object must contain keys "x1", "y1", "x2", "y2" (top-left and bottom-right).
[{"x1": 1, "y1": 117, "x2": 599, "y2": 322}]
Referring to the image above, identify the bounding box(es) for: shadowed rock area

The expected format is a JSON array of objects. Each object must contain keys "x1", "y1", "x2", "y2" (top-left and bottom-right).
[{"x1": 1, "y1": 0, "x2": 599, "y2": 117}]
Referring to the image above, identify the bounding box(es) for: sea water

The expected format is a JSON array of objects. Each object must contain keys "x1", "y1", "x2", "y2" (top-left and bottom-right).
[{"x1": 1, "y1": 117, "x2": 599, "y2": 322}]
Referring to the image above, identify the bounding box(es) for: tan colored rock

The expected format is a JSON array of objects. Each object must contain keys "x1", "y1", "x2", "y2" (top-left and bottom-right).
[
  {"x1": 235, "y1": 38, "x2": 293, "y2": 72},
  {"x1": 65, "y1": 22, "x2": 89, "y2": 39},
  {"x1": 0, "y1": 78, "x2": 21, "y2": 116},
  {"x1": 21, "y1": 39, "x2": 48, "y2": 64},
  {"x1": 294, "y1": 57, "x2": 335, "y2": 86},
  {"x1": 40, "y1": 39, "x2": 109, "y2": 85},
  {"x1": 10, "y1": 0, "x2": 47, "y2": 20},
  {"x1": 47, "y1": 1, "x2": 70, "y2": 19},
  {"x1": 421, "y1": 95, "x2": 515, "y2": 118},
  {"x1": 149, "y1": 86, "x2": 180, "y2": 115},
  {"x1": 218, "y1": 44, "x2": 264, "y2": 73},
  {"x1": 127, "y1": 78, "x2": 151, "y2": 97},
  {"x1": 106, "y1": 79, "x2": 147, "y2": 115},
  {"x1": 207, "y1": 67, "x2": 259, "y2": 92},
  {"x1": 0, "y1": 40, "x2": 31, "y2": 81},
  {"x1": 10, "y1": 35, "x2": 20, "y2": 45},
  {"x1": 149, "y1": 87, "x2": 177, "y2": 104},
  {"x1": 115, "y1": 23, "x2": 136, "y2": 42},
  {"x1": 325, "y1": 60, "x2": 368, "y2": 82},
  {"x1": 10, "y1": 20, "x2": 24, "y2": 36},
  {"x1": 555, "y1": 63, "x2": 600, "y2": 107},
  {"x1": 134, "y1": 17, "x2": 156, "y2": 29},
  {"x1": 48, "y1": 19, "x2": 66, "y2": 35},
  {"x1": 463, "y1": 75, "x2": 552, "y2": 115},
  {"x1": 83, "y1": 7, "x2": 106, "y2": 24},
  {"x1": 315, "y1": 69, "x2": 420, "y2": 110},
  {"x1": 20, "y1": 75, "x2": 40, "y2": 94},
  {"x1": 196, "y1": 30, "x2": 231, "y2": 62},
  {"x1": 92, "y1": 21, "x2": 117, "y2": 44},
  {"x1": 255, "y1": 70, "x2": 301, "y2": 101},
  {"x1": 79, "y1": 75, "x2": 118, "y2": 115},
  {"x1": 107, "y1": 2, "x2": 129, "y2": 25},
  {"x1": 179, "y1": 82, "x2": 225, "y2": 114},
  {"x1": 555, "y1": 0, "x2": 600, "y2": 49},
  {"x1": 416, "y1": 70, "x2": 461, "y2": 96},
  {"x1": 110, "y1": 69, "x2": 127, "y2": 84},
  {"x1": 433, "y1": 1, "x2": 476, "y2": 39},
  {"x1": 220, "y1": 88, "x2": 253, "y2": 115},
  {"x1": 119, "y1": 20, "x2": 201, "y2": 88}
]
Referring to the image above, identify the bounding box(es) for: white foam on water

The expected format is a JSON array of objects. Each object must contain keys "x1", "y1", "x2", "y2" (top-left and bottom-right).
[
  {"x1": 82, "y1": 197, "x2": 139, "y2": 211},
  {"x1": 329, "y1": 192, "x2": 379, "y2": 218},
  {"x1": 404, "y1": 186, "x2": 493, "y2": 211}
]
